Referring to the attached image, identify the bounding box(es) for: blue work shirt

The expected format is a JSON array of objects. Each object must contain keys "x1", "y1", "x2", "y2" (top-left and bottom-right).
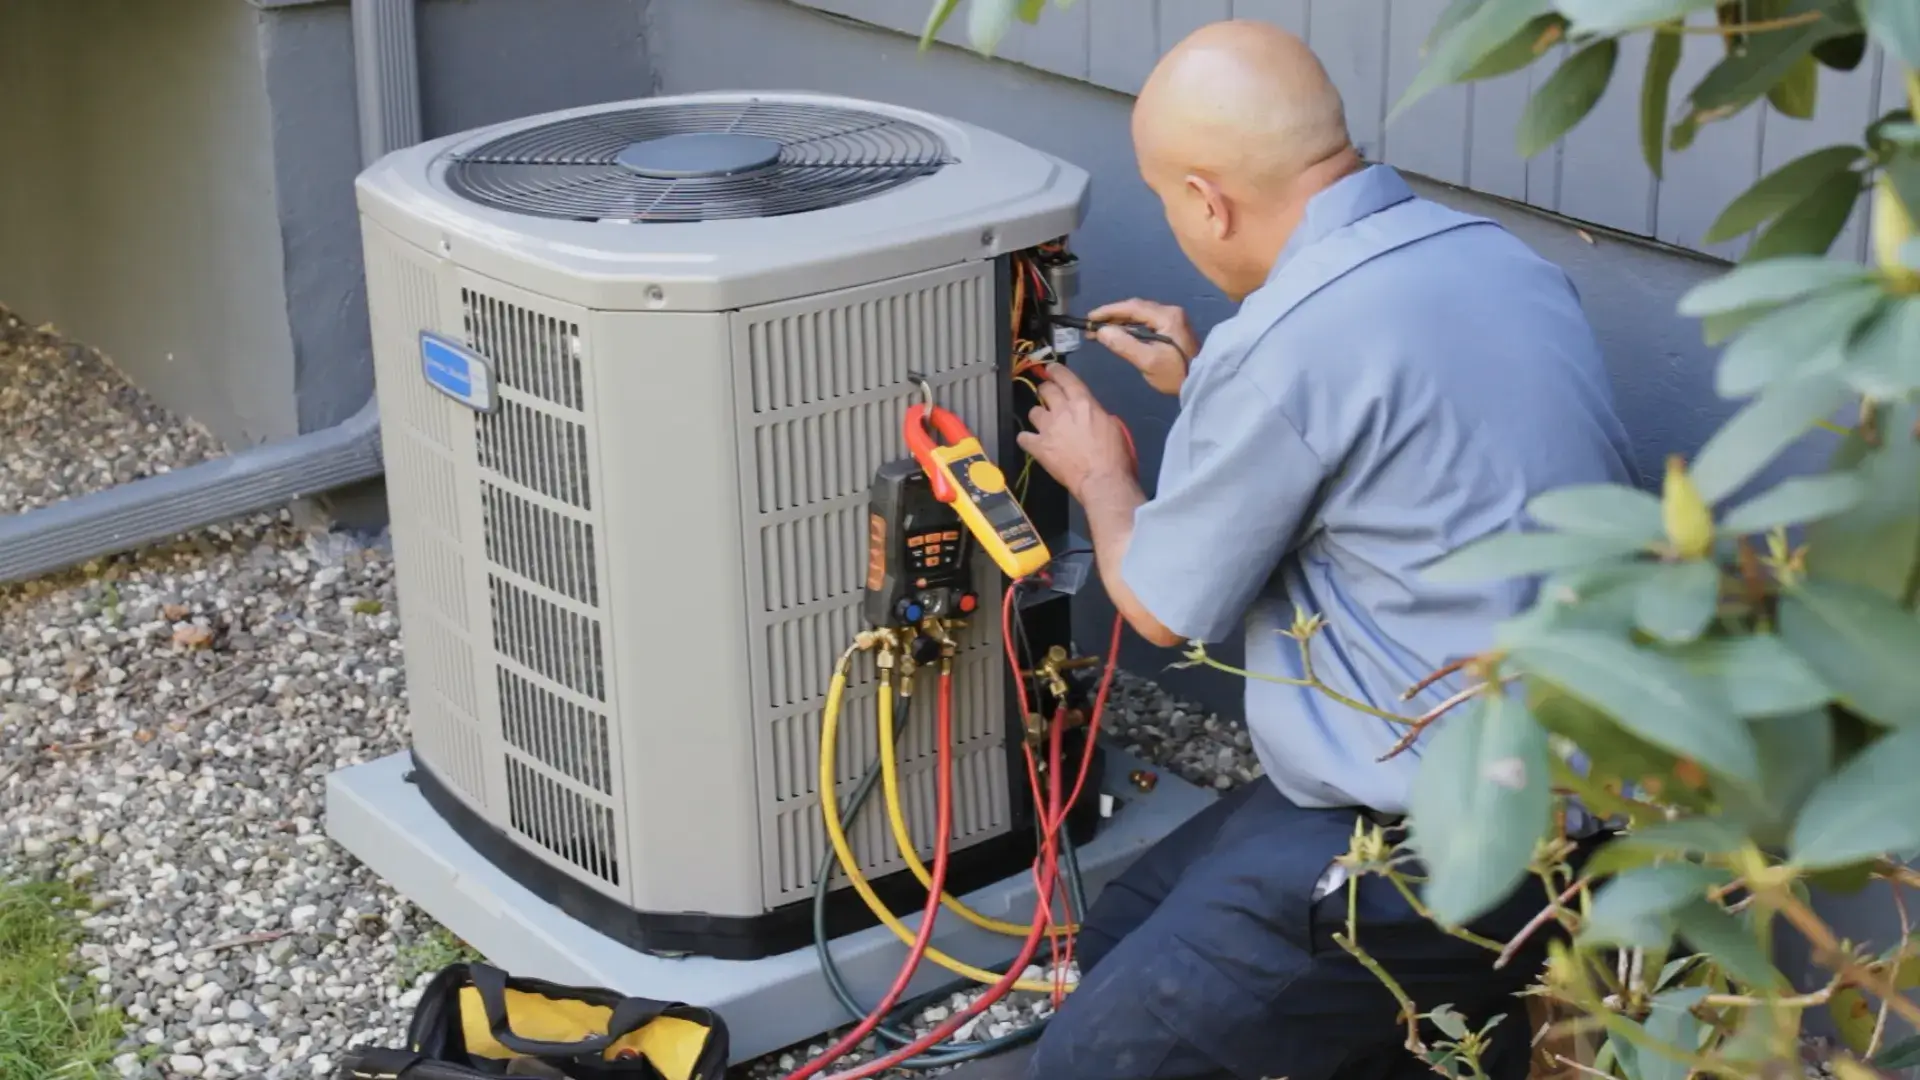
[{"x1": 1120, "y1": 164, "x2": 1636, "y2": 815}]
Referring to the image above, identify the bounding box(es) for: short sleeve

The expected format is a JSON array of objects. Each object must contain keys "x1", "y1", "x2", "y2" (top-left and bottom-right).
[{"x1": 1119, "y1": 383, "x2": 1327, "y2": 643}]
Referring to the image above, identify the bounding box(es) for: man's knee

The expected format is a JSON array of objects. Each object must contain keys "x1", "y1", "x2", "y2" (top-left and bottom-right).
[
  {"x1": 1024, "y1": 935, "x2": 1237, "y2": 1079},
  {"x1": 1072, "y1": 781, "x2": 1269, "y2": 977}
]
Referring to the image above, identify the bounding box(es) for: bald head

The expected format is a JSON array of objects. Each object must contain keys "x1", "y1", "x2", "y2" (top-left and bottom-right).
[
  {"x1": 1136, "y1": 20, "x2": 1351, "y2": 198},
  {"x1": 1131, "y1": 21, "x2": 1356, "y2": 297}
]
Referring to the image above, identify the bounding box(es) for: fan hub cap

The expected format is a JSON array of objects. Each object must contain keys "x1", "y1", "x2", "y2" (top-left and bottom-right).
[{"x1": 614, "y1": 133, "x2": 784, "y2": 179}]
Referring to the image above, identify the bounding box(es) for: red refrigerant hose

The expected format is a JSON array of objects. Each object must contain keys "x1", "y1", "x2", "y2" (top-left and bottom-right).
[
  {"x1": 794, "y1": 403, "x2": 1140, "y2": 1078},
  {"x1": 824, "y1": 596, "x2": 1121, "y2": 1079},
  {"x1": 784, "y1": 666, "x2": 959, "y2": 1080}
]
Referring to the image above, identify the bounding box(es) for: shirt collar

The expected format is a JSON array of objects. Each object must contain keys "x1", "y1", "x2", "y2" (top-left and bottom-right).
[{"x1": 1266, "y1": 163, "x2": 1415, "y2": 283}]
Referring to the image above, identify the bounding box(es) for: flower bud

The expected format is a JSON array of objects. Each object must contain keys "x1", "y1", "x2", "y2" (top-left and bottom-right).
[
  {"x1": 1662, "y1": 455, "x2": 1714, "y2": 559},
  {"x1": 1872, "y1": 173, "x2": 1920, "y2": 292}
]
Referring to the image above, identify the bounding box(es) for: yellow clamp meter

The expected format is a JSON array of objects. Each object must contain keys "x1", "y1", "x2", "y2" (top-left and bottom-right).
[{"x1": 903, "y1": 398, "x2": 1051, "y2": 581}]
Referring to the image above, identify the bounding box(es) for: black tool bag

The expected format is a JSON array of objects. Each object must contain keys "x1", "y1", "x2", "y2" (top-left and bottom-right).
[{"x1": 335, "y1": 962, "x2": 730, "y2": 1080}]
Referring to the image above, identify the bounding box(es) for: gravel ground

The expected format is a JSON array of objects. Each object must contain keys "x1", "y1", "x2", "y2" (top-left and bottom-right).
[
  {"x1": 0, "y1": 309, "x2": 224, "y2": 515},
  {"x1": 0, "y1": 310, "x2": 1261, "y2": 1080}
]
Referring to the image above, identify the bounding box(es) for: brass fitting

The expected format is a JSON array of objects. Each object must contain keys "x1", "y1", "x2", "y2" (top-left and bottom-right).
[
  {"x1": 927, "y1": 617, "x2": 960, "y2": 658},
  {"x1": 1024, "y1": 644, "x2": 1101, "y2": 700},
  {"x1": 1022, "y1": 712, "x2": 1049, "y2": 746}
]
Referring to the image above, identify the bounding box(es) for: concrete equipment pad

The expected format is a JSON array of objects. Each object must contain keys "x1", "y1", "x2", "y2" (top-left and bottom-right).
[{"x1": 324, "y1": 746, "x2": 1214, "y2": 1065}]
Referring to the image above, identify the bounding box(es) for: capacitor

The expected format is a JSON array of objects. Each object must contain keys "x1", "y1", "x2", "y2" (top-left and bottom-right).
[{"x1": 1043, "y1": 255, "x2": 1082, "y2": 355}]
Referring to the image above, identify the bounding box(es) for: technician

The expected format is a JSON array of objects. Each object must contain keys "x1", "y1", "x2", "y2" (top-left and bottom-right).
[{"x1": 1010, "y1": 19, "x2": 1638, "y2": 1080}]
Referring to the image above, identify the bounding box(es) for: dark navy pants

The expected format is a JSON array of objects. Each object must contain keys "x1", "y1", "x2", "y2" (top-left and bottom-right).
[{"x1": 1026, "y1": 780, "x2": 1580, "y2": 1080}]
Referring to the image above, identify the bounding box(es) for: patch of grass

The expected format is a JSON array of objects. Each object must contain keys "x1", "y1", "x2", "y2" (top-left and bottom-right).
[
  {"x1": 0, "y1": 877, "x2": 127, "y2": 1080},
  {"x1": 395, "y1": 923, "x2": 482, "y2": 988}
]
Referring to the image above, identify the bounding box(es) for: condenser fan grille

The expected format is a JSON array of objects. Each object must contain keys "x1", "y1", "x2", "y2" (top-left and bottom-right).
[{"x1": 442, "y1": 100, "x2": 955, "y2": 222}]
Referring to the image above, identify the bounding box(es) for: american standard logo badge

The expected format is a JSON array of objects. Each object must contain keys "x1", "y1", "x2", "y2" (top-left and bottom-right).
[{"x1": 419, "y1": 331, "x2": 498, "y2": 412}]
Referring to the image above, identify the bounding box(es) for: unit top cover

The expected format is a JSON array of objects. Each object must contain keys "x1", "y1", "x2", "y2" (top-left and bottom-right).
[{"x1": 355, "y1": 91, "x2": 1091, "y2": 312}]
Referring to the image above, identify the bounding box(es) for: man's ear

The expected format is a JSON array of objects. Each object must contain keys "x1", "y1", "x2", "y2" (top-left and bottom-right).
[{"x1": 1185, "y1": 173, "x2": 1233, "y2": 240}]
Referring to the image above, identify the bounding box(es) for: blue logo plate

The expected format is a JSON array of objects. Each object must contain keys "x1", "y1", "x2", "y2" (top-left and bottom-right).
[{"x1": 420, "y1": 332, "x2": 497, "y2": 412}]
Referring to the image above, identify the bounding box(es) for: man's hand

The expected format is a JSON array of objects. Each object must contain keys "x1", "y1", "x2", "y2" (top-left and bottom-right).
[
  {"x1": 1015, "y1": 367, "x2": 1182, "y2": 648},
  {"x1": 1015, "y1": 366, "x2": 1134, "y2": 502},
  {"x1": 1088, "y1": 299, "x2": 1199, "y2": 396}
]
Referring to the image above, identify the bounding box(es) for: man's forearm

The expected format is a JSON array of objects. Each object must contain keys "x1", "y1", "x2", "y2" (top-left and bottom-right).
[{"x1": 1076, "y1": 471, "x2": 1184, "y2": 648}]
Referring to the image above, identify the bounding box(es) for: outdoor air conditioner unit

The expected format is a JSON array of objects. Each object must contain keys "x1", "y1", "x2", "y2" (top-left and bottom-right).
[{"x1": 354, "y1": 91, "x2": 1092, "y2": 962}]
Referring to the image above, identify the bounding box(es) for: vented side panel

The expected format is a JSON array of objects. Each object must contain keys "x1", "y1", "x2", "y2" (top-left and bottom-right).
[
  {"x1": 504, "y1": 758, "x2": 622, "y2": 885},
  {"x1": 363, "y1": 225, "x2": 491, "y2": 811},
  {"x1": 458, "y1": 278, "x2": 629, "y2": 898},
  {"x1": 770, "y1": 741, "x2": 1011, "y2": 897},
  {"x1": 730, "y1": 261, "x2": 1013, "y2": 909}
]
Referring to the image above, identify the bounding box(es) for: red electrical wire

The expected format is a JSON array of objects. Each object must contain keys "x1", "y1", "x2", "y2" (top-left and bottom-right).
[{"x1": 784, "y1": 668, "x2": 957, "y2": 1080}]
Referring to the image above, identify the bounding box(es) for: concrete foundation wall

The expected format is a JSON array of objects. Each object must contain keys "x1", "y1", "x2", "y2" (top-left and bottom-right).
[
  {"x1": 0, "y1": 0, "x2": 301, "y2": 447},
  {"x1": 0, "y1": 0, "x2": 654, "y2": 446}
]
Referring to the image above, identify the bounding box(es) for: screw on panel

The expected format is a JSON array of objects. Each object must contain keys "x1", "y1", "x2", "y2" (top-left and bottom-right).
[{"x1": 645, "y1": 285, "x2": 666, "y2": 307}]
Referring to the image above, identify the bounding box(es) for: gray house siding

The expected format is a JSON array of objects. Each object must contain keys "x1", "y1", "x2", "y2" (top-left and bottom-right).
[{"x1": 793, "y1": 0, "x2": 1908, "y2": 266}]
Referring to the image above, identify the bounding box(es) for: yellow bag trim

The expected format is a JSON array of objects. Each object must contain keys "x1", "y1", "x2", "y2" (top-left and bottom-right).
[{"x1": 456, "y1": 986, "x2": 712, "y2": 1080}]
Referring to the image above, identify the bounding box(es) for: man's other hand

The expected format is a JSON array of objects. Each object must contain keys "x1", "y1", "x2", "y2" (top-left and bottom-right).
[
  {"x1": 1088, "y1": 298, "x2": 1198, "y2": 396},
  {"x1": 1016, "y1": 366, "x2": 1135, "y2": 501}
]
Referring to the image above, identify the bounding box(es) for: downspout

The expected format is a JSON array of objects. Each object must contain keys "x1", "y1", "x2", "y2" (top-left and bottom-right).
[{"x1": 0, "y1": 0, "x2": 418, "y2": 585}]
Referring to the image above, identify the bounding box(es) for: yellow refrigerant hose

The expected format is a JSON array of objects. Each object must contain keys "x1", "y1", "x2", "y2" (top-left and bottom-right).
[
  {"x1": 878, "y1": 675, "x2": 1075, "y2": 938},
  {"x1": 818, "y1": 643, "x2": 1060, "y2": 995}
]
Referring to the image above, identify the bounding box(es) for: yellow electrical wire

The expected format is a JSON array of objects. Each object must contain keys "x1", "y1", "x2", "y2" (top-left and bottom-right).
[
  {"x1": 877, "y1": 672, "x2": 1075, "y2": 939},
  {"x1": 819, "y1": 646, "x2": 1061, "y2": 995},
  {"x1": 1010, "y1": 374, "x2": 1045, "y2": 502}
]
